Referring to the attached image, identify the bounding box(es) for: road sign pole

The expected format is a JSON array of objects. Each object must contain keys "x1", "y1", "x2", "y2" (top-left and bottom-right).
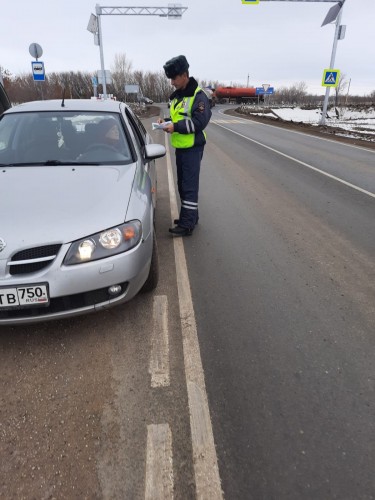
[
  {"x1": 96, "y1": 6, "x2": 107, "y2": 99},
  {"x1": 89, "y1": 5, "x2": 188, "y2": 101},
  {"x1": 319, "y1": 6, "x2": 343, "y2": 125}
]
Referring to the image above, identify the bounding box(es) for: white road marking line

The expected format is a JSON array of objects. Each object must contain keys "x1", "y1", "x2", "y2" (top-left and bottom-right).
[
  {"x1": 145, "y1": 423, "x2": 174, "y2": 500},
  {"x1": 212, "y1": 121, "x2": 375, "y2": 199},
  {"x1": 165, "y1": 138, "x2": 223, "y2": 499},
  {"x1": 149, "y1": 295, "x2": 170, "y2": 388},
  {"x1": 211, "y1": 119, "x2": 246, "y2": 124}
]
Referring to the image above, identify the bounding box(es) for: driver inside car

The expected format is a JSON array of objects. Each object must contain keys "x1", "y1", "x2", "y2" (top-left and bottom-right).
[
  {"x1": 76, "y1": 117, "x2": 130, "y2": 162},
  {"x1": 97, "y1": 119, "x2": 122, "y2": 150}
]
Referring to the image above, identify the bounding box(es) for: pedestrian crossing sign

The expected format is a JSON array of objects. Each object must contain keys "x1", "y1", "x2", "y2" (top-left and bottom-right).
[
  {"x1": 322, "y1": 69, "x2": 340, "y2": 87},
  {"x1": 242, "y1": 0, "x2": 260, "y2": 4}
]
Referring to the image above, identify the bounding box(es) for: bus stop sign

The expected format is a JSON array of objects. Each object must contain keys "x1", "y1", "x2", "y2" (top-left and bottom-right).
[{"x1": 32, "y1": 61, "x2": 45, "y2": 81}]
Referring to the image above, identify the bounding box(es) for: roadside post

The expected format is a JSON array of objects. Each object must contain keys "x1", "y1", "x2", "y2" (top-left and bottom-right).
[
  {"x1": 262, "y1": 83, "x2": 270, "y2": 107},
  {"x1": 92, "y1": 76, "x2": 98, "y2": 97},
  {"x1": 124, "y1": 84, "x2": 140, "y2": 103},
  {"x1": 256, "y1": 86, "x2": 274, "y2": 110},
  {"x1": 97, "y1": 69, "x2": 112, "y2": 97}
]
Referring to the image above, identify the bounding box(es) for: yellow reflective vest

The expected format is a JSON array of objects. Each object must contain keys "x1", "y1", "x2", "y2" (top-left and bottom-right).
[{"x1": 170, "y1": 86, "x2": 207, "y2": 149}]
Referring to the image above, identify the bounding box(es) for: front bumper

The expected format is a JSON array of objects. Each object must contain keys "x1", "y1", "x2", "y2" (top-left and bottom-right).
[{"x1": 0, "y1": 235, "x2": 152, "y2": 325}]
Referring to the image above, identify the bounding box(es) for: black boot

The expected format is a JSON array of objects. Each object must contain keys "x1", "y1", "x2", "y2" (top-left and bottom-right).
[{"x1": 169, "y1": 226, "x2": 193, "y2": 237}]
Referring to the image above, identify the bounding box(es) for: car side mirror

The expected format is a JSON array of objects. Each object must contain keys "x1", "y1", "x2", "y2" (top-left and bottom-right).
[{"x1": 144, "y1": 143, "x2": 166, "y2": 161}]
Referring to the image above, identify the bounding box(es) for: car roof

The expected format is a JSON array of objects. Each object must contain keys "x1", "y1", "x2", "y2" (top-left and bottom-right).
[{"x1": 4, "y1": 98, "x2": 126, "y2": 114}]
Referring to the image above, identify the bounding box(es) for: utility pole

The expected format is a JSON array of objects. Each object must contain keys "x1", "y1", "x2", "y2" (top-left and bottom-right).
[{"x1": 87, "y1": 4, "x2": 188, "y2": 99}]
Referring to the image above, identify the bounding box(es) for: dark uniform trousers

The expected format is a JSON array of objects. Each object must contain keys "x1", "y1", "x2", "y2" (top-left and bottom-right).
[{"x1": 176, "y1": 146, "x2": 204, "y2": 230}]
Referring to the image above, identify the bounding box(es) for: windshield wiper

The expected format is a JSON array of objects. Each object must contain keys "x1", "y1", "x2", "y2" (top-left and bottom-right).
[
  {"x1": 1, "y1": 162, "x2": 45, "y2": 167},
  {"x1": 42, "y1": 160, "x2": 101, "y2": 166},
  {"x1": 1, "y1": 161, "x2": 100, "y2": 167}
]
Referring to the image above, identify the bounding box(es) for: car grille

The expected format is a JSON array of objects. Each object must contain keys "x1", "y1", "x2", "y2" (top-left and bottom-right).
[
  {"x1": 9, "y1": 244, "x2": 62, "y2": 275},
  {"x1": 0, "y1": 283, "x2": 129, "y2": 320}
]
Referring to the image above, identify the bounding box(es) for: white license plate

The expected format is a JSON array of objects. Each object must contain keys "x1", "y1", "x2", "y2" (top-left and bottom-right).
[{"x1": 0, "y1": 284, "x2": 49, "y2": 309}]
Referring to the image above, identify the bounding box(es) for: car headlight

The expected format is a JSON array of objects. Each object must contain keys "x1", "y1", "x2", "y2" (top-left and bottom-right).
[{"x1": 64, "y1": 220, "x2": 142, "y2": 265}]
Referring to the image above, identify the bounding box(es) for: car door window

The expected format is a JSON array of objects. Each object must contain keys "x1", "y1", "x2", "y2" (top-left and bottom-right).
[{"x1": 125, "y1": 108, "x2": 146, "y2": 158}]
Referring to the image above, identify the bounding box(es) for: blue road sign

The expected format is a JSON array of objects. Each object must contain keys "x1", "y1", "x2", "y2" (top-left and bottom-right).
[
  {"x1": 32, "y1": 61, "x2": 45, "y2": 81},
  {"x1": 256, "y1": 87, "x2": 274, "y2": 95},
  {"x1": 322, "y1": 69, "x2": 340, "y2": 87}
]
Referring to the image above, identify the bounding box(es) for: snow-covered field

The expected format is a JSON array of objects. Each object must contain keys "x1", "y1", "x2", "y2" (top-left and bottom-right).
[{"x1": 243, "y1": 106, "x2": 375, "y2": 142}]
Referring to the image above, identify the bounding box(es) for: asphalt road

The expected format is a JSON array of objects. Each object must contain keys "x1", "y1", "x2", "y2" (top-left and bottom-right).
[
  {"x1": 0, "y1": 104, "x2": 374, "y2": 499},
  {"x1": 183, "y1": 105, "x2": 375, "y2": 499}
]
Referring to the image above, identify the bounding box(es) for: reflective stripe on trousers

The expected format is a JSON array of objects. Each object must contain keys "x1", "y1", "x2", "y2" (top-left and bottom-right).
[{"x1": 176, "y1": 146, "x2": 204, "y2": 230}]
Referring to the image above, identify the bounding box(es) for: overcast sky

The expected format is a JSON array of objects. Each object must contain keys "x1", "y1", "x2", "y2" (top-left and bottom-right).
[{"x1": 1, "y1": 0, "x2": 374, "y2": 95}]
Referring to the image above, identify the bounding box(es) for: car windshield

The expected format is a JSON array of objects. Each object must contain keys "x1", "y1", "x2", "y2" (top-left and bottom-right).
[{"x1": 0, "y1": 111, "x2": 134, "y2": 166}]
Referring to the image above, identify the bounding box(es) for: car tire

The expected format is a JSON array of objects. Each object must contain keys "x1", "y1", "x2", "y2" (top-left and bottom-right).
[{"x1": 141, "y1": 230, "x2": 159, "y2": 292}]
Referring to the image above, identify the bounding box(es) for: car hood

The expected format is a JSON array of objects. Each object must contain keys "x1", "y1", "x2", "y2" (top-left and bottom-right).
[{"x1": 0, "y1": 163, "x2": 137, "y2": 256}]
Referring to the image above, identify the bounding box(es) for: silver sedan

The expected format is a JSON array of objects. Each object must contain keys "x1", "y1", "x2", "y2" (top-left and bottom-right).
[{"x1": 0, "y1": 99, "x2": 165, "y2": 324}]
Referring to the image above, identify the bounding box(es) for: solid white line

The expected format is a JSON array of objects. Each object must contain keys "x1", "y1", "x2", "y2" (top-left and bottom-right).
[
  {"x1": 165, "y1": 137, "x2": 223, "y2": 499},
  {"x1": 212, "y1": 121, "x2": 375, "y2": 199},
  {"x1": 149, "y1": 295, "x2": 170, "y2": 388},
  {"x1": 145, "y1": 423, "x2": 174, "y2": 500}
]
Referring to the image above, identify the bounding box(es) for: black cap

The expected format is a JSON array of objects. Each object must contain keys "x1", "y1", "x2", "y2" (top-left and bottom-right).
[{"x1": 163, "y1": 55, "x2": 189, "y2": 79}]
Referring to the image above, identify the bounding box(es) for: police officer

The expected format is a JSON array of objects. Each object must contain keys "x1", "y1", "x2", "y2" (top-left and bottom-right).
[{"x1": 159, "y1": 55, "x2": 211, "y2": 236}]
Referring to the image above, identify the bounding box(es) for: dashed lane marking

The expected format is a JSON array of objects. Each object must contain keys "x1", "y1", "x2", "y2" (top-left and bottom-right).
[
  {"x1": 149, "y1": 295, "x2": 170, "y2": 388},
  {"x1": 145, "y1": 423, "x2": 174, "y2": 500},
  {"x1": 165, "y1": 137, "x2": 223, "y2": 499}
]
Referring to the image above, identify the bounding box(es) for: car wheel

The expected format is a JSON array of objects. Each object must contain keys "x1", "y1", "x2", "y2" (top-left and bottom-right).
[{"x1": 141, "y1": 230, "x2": 159, "y2": 292}]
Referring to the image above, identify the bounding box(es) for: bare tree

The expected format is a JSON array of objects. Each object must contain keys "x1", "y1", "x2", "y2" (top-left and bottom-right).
[
  {"x1": 0, "y1": 66, "x2": 11, "y2": 84},
  {"x1": 111, "y1": 53, "x2": 133, "y2": 101},
  {"x1": 334, "y1": 73, "x2": 349, "y2": 109},
  {"x1": 7, "y1": 73, "x2": 39, "y2": 103},
  {"x1": 5, "y1": 65, "x2": 374, "y2": 108},
  {"x1": 138, "y1": 70, "x2": 173, "y2": 103},
  {"x1": 272, "y1": 82, "x2": 308, "y2": 106}
]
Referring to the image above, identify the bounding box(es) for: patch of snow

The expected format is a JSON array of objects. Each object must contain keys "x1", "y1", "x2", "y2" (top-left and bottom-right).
[
  {"x1": 271, "y1": 108, "x2": 321, "y2": 124},
  {"x1": 339, "y1": 107, "x2": 375, "y2": 120},
  {"x1": 240, "y1": 106, "x2": 375, "y2": 142},
  {"x1": 248, "y1": 112, "x2": 277, "y2": 119}
]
